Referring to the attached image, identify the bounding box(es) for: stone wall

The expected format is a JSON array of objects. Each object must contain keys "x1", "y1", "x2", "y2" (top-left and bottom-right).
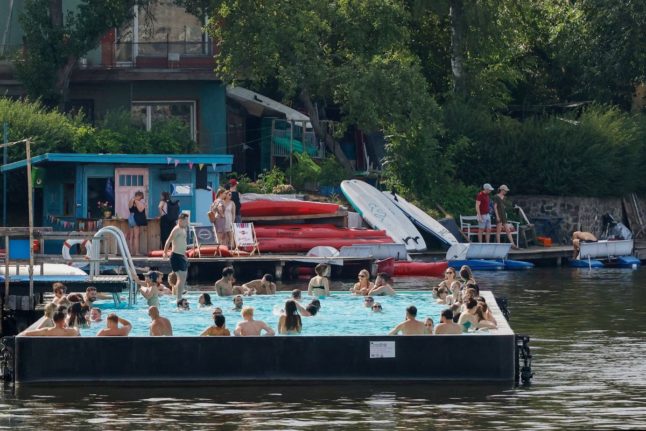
[{"x1": 510, "y1": 195, "x2": 646, "y2": 243}]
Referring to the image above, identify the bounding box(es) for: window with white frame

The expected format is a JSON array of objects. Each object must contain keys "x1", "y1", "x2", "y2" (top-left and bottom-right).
[{"x1": 131, "y1": 101, "x2": 196, "y2": 141}]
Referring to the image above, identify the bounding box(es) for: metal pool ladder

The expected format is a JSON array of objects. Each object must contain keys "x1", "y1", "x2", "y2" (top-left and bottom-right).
[{"x1": 89, "y1": 226, "x2": 139, "y2": 306}]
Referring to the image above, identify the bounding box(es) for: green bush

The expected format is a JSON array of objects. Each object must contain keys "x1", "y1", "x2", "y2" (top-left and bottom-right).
[
  {"x1": 256, "y1": 166, "x2": 288, "y2": 194},
  {"x1": 318, "y1": 156, "x2": 348, "y2": 186},
  {"x1": 286, "y1": 153, "x2": 320, "y2": 189}
]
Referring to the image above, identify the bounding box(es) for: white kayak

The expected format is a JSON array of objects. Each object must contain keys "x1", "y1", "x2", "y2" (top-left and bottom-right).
[
  {"x1": 341, "y1": 180, "x2": 426, "y2": 251},
  {"x1": 2, "y1": 263, "x2": 87, "y2": 277},
  {"x1": 382, "y1": 191, "x2": 458, "y2": 246}
]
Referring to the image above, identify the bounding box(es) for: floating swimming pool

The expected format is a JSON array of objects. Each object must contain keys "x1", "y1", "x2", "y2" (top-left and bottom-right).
[{"x1": 87, "y1": 291, "x2": 449, "y2": 337}]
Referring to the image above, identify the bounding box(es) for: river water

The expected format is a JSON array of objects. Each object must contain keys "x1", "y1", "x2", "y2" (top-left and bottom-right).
[{"x1": 1, "y1": 267, "x2": 646, "y2": 430}]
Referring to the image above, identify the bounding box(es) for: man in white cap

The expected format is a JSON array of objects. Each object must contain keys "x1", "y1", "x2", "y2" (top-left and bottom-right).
[
  {"x1": 493, "y1": 184, "x2": 518, "y2": 248},
  {"x1": 476, "y1": 183, "x2": 495, "y2": 243}
]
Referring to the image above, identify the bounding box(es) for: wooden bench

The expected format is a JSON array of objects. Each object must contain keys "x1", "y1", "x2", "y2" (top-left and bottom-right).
[{"x1": 460, "y1": 215, "x2": 519, "y2": 244}]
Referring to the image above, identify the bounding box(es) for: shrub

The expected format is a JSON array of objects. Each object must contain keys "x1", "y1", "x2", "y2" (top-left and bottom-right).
[
  {"x1": 256, "y1": 166, "x2": 288, "y2": 194},
  {"x1": 286, "y1": 153, "x2": 320, "y2": 189},
  {"x1": 318, "y1": 156, "x2": 348, "y2": 186}
]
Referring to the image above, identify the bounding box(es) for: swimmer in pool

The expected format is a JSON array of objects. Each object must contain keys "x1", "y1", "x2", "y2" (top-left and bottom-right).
[
  {"x1": 388, "y1": 306, "x2": 429, "y2": 335},
  {"x1": 90, "y1": 307, "x2": 102, "y2": 323},
  {"x1": 139, "y1": 271, "x2": 162, "y2": 308},
  {"x1": 307, "y1": 264, "x2": 330, "y2": 297},
  {"x1": 234, "y1": 306, "x2": 275, "y2": 336},
  {"x1": 242, "y1": 274, "x2": 276, "y2": 295},
  {"x1": 83, "y1": 286, "x2": 112, "y2": 304},
  {"x1": 52, "y1": 282, "x2": 67, "y2": 305},
  {"x1": 214, "y1": 266, "x2": 245, "y2": 296},
  {"x1": 278, "y1": 300, "x2": 302, "y2": 335},
  {"x1": 232, "y1": 294, "x2": 243, "y2": 311},
  {"x1": 96, "y1": 313, "x2": 132, "y2": 336},
  {"x1": 22, "y1": 309, "x2": 80, "y2": 337},
  {"x1": 435, "y1": 286, "x2": 454, "y2": 305},
  {"x1": 368, "y1": 273, "x2": 396, "y2": 296},
  {"x1": 201, "y1": 313, "x2": 231, "y2": 336},
  {"x1": 350, "y1": 269, "x2": 374, "y2": 295},
  {"x1": 148, "y1": 306, "x2": 173, "y2": 336},
  {"x1": 434, "y1": 309, "x2": 462, "y2": 335},
  {"x1": 363, "y1": 296, "x2": 375, "y2": 308},
  {"x1": 177, "y1": 298, "x2": 190, "y2": 311},
  {"x1": 457, "y1": 299, "x2": 479, "y2": 332}
]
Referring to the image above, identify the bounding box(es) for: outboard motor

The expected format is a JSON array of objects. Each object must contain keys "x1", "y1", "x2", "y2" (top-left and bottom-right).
[{"x1": 601, "y1": 213, "x2": 633, "y2": 240}]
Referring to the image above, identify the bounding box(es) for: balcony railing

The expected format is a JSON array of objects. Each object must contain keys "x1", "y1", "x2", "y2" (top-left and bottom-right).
[
  {"x1": 106, "y1": 41, "x2": 215, "y2": 69},
  {"x1": 270, "y1": 119, "x2": 324, "y2": 160}
]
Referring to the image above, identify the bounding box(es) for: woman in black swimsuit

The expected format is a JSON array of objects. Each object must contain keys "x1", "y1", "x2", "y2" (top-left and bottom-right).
[{"x1": 127, "y1": 191, "x2": 147, "y2": 256}]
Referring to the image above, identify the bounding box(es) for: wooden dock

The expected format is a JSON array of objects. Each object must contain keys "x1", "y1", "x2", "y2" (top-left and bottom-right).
[{"x1": 412, "y1": 244, "x2": 575, "y2": 265}]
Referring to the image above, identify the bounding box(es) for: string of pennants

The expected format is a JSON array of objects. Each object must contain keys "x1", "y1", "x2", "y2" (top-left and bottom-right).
[
  {"x1": 166, "y1": 157, "x2": 217, "y2": 171},
  {"x1": 47, "y1": 215, "x2": 98, "y2": 231},
  {"x1": 47, "y1": 214, "x2": 77, "y2": 229}
]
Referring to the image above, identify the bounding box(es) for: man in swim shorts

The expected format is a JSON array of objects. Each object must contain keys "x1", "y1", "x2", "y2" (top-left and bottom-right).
[
  {"x1": 163, "y1": 213, "x2": 190, "y2": 300},
  {"x1": 388, "y1": 306, "x2": 428, "y2": 335},
  {"x1": 97, "y1": 313, "x2": 132, "y2": 336},
  {"x1": 476, "y1": 183, "x2": 494, "y2": 243},
  {"x1": 22, "y1": 309, "x2": 79, "y2": 337},
  {"x1": 572, "y1": 231, "x2": 598, "y2": 259},
  {"x1": 234, "y1": 306, "x2": 275, "y2": 336},
  {"x1": 148, "y1": 306, "x2": 173, "y2": 336}
]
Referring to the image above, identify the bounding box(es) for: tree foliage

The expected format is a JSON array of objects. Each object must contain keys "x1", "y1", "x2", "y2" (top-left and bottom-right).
[{"x1": 16, "y1": 0, "x2": 150, "y2": 107}]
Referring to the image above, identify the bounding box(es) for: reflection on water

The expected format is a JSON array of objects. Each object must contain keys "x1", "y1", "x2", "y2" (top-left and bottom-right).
[{"x1": 2, "y1": 268, "x2": 646, "y2": 430}]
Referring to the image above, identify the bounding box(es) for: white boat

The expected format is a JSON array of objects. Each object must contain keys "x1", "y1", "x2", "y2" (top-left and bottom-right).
[
  {"x1": 382, "y1": 191, "x2": 458, "y2": 246},
  {"x1": 340, "y1": 180, "x2": 426, "y2": 251}
]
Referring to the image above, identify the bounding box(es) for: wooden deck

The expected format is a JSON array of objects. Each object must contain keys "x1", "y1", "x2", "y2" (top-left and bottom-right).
[{"x1": 412, "y1": 244, "x2": 575, "y2": 264}]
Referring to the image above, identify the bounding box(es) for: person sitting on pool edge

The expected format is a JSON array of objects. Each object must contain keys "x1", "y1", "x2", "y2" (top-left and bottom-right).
[
  {"x1": 308, "y1": 264, "x2": 330, "y2": 297},
  {"x1": 350, "y1": 269, "x2": 373, "y2": 295},
  {"x1": 368, "y1": 273, "x2": 396, "y2": 296},
  {"x1": 214, "y1": 266, "x2": 247, "y2": 296},
  {"x1": 278, "y1": 300, "x2": 302, "y2": 335},
  {"x1": 201, "y1": 313, "x2": 231, "y2": 336},
  {"x1": 22, "y1": 309, "x2": 80, "y2": 337},
  {"x1": 434, "y1": 309, "x2": 462, "y2": 335},
  {"x1": 96, "y1": 313, "x2": 132, "y2": 336},
  {"x1": 242, "y1": 274, "x2": 276, "y2": 295},
  {"x1": 234, "y1": 306, "x2": 275, "y2": 336},
  {"x1": 232, "y1": 295, "x2": 244, "y2": 311},
  {"x1": 148, "y1": 306, "x2": 173, "y2": 336},
  {"x1": 388, "y1": 306, "x2": 429, "y2": 335}
]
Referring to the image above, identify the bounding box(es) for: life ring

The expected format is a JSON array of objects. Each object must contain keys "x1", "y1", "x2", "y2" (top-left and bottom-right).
[{"x1": 62, "y1": 239, "x2": 92, "y2": 267}]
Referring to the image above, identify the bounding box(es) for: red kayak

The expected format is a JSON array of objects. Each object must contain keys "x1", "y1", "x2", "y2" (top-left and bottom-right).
[
  {"x1": 393, "y1": 261, "x2": 448, "y2": 277},
  {"x1": 256, "y1": 237, "x2": 394, "y2": 253},
  {"x1": 254, "y1": 226, "x2": 388, "y2": 239},
  {"x1": 241, "y1": 200, "x2": 339, "y2": 217}
]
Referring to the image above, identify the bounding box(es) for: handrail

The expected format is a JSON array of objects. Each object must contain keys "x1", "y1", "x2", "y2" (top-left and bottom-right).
[{"x1": 90, "y1": 226, "x2": 139, "y2": 305}]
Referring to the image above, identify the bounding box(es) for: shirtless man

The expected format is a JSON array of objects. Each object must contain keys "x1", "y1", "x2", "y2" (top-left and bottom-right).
[
  {"x1": 83, "y1": 286, "x2": 111, "y2": 305},
  {"x1": 434, "y1": 309, "x2": 463, "y2": 335},
  {"x1": 89, "y1": 307, "x2": 102, "y2": 322},
  {"x1": 242, "y1": 274, "x2": 276, "y2": 295},
  {"x1": 52, "y1": 282, "x2": 67, "y2": 305},
  {"x1": 388, "y1": 306, "x2": 429, "y2": 335},
  {"x1": 148, "y1": 306, "x2": 173, "y2": 336},
  {"x1": 163, "y1": 213, "x2": 190, "y2": 300},
  {"x1": 234, "y1": 306, "x2": 275, "y2": 336},
  {"x1": 572, "y1": 231, "x2": 597, "y2": 259},
  {"x1": 22, "y1": 310, "x2": 79, "y2": 337},
  {"x1": 368, "y1": 273, "x2": 396, "y2": 296},
  {"x1": 232, "y1": 295, "x2": 244, "y2": 311},
  {"x1": 96, "y1": 313, "x2": 132, "y2": 336},
  {"x1": 214, "y1": 266, "x2": 244, "y2": 296}
]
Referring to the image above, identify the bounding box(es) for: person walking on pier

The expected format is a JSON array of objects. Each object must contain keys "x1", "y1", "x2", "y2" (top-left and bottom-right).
[
  {"x1": 163, "y1": 213, "x2": 190, "y2": 301},
  {"x1": 476, "y1": 183, "x2": 494, "y2": 243}
]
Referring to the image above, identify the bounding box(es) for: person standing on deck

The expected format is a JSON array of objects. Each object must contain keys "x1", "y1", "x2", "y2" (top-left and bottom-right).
[
  {"x1": 163, "y1": 213, "x2": 190, "y2": 301},
  {"x1": 228, "y1": 179, "x2": 242, "y2": 223},
  {"x1": 158, "y1": 191, "x2": 180, "y2": 249},
  {"x1": 493, "y1": 185, "x2": 518, "y2": 248},
  {"x1": 476, "y1": 183, "x2": 494, "y2": 243}
]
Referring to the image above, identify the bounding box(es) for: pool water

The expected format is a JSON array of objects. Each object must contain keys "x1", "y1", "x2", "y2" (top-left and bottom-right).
[{"x1": 86, "y1": 291, "x2": 446, "y2": 337}]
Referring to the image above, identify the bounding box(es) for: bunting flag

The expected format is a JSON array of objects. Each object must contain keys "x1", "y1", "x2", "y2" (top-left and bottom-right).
[
  {"x1": 48, "y1": 215, "x2": 77, "y2": 230},
  {"x1": 199, "y1": 163, "x2": 204, "y2": 171},
  {"x1": 166, "y1": 157, "x2": 172, "y2": 165},
  {"x1": 188, "y1": 161, "x2": 194, "y2": 170},
  {"x1": 174, "y1": 159, "x2": 180, "y2": 167}
]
